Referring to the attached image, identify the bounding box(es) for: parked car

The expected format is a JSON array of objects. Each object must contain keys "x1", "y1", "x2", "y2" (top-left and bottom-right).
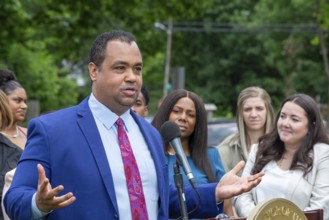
[
  {"x1": 207, "y1": 118, "x2": 237, "y2": 148},
  {"x1": 146, "y1": 116, "x2": 236, "y2": 147}
]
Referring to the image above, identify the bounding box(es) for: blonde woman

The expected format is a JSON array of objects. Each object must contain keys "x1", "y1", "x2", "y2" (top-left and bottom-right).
[
  {"x1": 0, "y1": 90, "x2": 23, "y2": 220},
  {"x1": 218, "y1": 87, "x2": 274, "y2": 176},
  {"x1": 0, "y1": 90, "x2": 12, "y2": 130}
]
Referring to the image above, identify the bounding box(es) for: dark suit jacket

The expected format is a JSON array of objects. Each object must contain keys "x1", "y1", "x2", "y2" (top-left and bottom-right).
[{"x1": 4, "y1": 97, "x2": 219, "y2": 220}]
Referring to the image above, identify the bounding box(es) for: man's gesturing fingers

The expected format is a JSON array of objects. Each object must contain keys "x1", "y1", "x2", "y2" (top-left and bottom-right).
[
  {"x1": 36, "y1": 164, "x2": 76, "y2": 212},
  {"x1": 230, "y1": 160, "x2": 245, "y2": 175},
  {"x1": 247, "y1": 172, "x2": 265, "y2": 184},
  {"x1": 52, "y1": 192, "x2": 76, "y2": 209}
]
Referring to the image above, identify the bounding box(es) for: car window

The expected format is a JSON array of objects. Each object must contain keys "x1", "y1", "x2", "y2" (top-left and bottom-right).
[{"x1": 207, "y1": 119, "x2": 237, "y2": 147}]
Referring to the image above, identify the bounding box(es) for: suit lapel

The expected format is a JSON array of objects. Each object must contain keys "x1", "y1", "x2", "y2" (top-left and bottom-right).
[
  {"x1": 131, "y1": 112, "x2": 167, "y2": 212},
  {"x1": 76, "y1": 98, "x2": 119, "y2": 214},
  {"x1": 286, "y1": 169, "x2": 303, "y2": 200},
  {"x1": 131, "y1": 112, "x2": 162, "y2": 177}
]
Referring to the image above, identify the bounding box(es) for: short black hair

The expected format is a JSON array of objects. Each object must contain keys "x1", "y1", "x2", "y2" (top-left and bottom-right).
[{"x1": 89, "y1": 30, "x2": 137, "y2": 69}]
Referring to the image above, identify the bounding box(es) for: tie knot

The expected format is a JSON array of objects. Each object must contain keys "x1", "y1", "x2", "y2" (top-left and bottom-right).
[{"x1": 116, "y1": 117, "x2": 123, "y2": 127}]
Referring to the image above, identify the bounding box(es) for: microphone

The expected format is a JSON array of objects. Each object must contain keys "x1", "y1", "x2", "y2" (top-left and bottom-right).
[{"x1": 160, "y1": 121, "x2": 196, "y2": 189}]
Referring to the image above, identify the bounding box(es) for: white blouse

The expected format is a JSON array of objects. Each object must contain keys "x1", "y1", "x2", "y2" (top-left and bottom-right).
[
  {"x1": 234, "y1": 143, "x2": 329, "y2": 219},
  {"x1": 255, "y1": 161, "x2": 291, "y2": 203}
]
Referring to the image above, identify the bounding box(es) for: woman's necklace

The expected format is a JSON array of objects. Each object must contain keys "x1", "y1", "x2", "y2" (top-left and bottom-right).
[{"x1": 0, "y1": 126, "x2": 19, "y2": 138}]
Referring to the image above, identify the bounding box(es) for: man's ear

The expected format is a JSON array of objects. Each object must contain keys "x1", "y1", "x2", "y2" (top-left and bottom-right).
[
  {"x1": 144, "y1": 105, "x2": 149, "y2": 117},
  {"x1": 88, "y1": 62, "x2": 98, "y2": 81}
]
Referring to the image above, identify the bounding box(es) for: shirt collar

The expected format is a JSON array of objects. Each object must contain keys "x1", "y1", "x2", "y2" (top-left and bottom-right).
[{"x1": 88, "y1": 93, "x2": 131, "y2": 131}]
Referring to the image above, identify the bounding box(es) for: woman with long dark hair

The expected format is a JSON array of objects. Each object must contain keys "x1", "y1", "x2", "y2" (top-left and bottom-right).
[{"x1": 152, "y1": 89, "x2": 232, "y2": 218}]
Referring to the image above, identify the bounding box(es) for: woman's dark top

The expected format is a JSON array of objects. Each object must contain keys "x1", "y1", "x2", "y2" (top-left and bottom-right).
[{"x1": 0, "y1": 134, "x2": 22, "y2": 220}]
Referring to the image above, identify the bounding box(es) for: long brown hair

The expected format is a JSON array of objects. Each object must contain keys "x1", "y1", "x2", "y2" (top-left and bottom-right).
[{"x1": 252, "y1": 93, "x2": 329, "y2": 177}]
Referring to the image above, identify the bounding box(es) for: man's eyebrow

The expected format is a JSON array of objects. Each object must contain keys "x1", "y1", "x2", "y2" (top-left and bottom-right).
[
  {"x1": 113, "y1": 61, "x2": 129, "y2": 65},
  {"x1": 112, "y1": 61, "x2": 143, "y2": 66}
]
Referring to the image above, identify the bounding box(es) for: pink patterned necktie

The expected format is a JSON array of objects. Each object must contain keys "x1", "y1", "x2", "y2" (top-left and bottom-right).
[{"x1": 116, "y1": 118, "x2": 149, "y2": 220}]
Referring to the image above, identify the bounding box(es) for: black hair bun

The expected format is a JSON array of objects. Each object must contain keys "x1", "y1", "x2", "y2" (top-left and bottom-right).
[{"x1": 0, "y1": 69, "x2": 17, "y2": 86}]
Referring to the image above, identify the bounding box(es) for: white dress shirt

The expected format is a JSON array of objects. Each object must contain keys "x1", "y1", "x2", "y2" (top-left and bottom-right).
[{"x1": 89, "y1": 94, "x2": 158, "y2": 219}]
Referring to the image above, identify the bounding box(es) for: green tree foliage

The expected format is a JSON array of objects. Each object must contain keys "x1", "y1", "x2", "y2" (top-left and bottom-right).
[
  {"x1": 1, "y1": 0, "x2": 329, "y2": 119},
  {"x1": 167, "y1": 0, "x2": 329, "y2": 116},
  {"x1": 167, "y1": 0, "x2": 285, "y2": 115},
  {"x1": 253, "y1": 0, "x2": 328, "y2": 107},
  {"x1": 0, "y1": 0, "x2": 79, "y2": 117}
]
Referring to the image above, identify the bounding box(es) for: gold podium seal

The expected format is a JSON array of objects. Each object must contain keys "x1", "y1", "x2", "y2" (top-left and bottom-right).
[{"x1": 247, "y1": 198, "x2": 307, "y2": 220}]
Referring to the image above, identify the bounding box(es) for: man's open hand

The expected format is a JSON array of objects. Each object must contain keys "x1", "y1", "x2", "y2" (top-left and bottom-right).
[
  {"x1": 215, "y1": 161, "x2": 264, "y2": 202},
  {"x1": 35, "y1": 164, "x2": 76, "y2": 212}
]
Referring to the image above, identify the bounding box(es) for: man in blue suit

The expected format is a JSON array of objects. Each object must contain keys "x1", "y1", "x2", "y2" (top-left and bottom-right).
[{"x1": 4, "y1": 30, "x2": 263, "y2": 220}]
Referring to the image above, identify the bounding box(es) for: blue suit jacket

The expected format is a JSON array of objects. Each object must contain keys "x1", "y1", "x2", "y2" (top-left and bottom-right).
[{"x1": 4, "y1": 97, "x2": 219, "y2": 220}]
